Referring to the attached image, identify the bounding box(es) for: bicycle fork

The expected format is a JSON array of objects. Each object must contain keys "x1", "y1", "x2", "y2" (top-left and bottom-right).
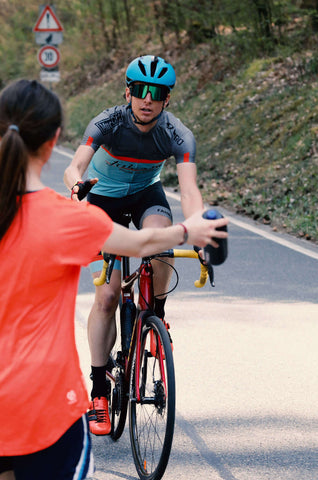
[
  {"x1": 138, "y1": 262, "x2": 168, "y2": 402},
  {"x1": 132, "y1": 311, "x2": 167, "y2": 404}
]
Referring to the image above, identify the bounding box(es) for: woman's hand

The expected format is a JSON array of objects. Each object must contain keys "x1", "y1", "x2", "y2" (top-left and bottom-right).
[{"x1": 183, "y1": 210, "x2": 229, "y2": 248}]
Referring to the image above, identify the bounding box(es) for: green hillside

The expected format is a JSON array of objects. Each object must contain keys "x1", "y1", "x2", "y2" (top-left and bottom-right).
[{"x1": 62, "y1": 47, "x2": 318, "y2": 243}]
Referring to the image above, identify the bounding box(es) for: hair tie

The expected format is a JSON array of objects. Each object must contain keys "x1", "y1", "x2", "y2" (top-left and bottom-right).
[{"x1": 8, "y1": 124, "x2": 19, "y2": 133}]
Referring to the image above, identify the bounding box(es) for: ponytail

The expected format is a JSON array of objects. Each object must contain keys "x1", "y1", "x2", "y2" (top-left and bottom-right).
[
  {"x1": 0, "y1": 126, "x2": 27, "y2": 240},
  {"x1": 0, "y1": 79, "x2": 62, "y2": 241}
]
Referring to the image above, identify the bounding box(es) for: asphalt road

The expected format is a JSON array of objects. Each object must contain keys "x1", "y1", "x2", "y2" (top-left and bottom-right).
[{"x1": 48, "y1": 147, "x2": 318, "y2": 480}]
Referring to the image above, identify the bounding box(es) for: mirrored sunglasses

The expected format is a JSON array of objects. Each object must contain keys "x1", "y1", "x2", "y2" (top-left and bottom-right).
[{"x1": 130, "y1": 84, "x2": 168, "y2": 101}]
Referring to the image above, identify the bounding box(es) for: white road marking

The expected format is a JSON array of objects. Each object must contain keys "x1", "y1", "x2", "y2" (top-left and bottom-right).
[{"x1": 54, "y1": 145, "x2": 74, "y2": 158}]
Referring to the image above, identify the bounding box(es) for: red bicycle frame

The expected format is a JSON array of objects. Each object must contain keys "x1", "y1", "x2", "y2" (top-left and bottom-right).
[{"x1": 123, "y1": 258, "x2": 167, "y2": 403}]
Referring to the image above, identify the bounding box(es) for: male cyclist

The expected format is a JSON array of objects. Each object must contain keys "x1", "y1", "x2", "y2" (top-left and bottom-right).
[{"x1": 64, "y1": 55, "x2": 204, "y2": 435}]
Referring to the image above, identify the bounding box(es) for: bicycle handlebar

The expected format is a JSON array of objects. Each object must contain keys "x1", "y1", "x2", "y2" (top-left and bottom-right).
[
  {"x1": 172, "y1": 249, "x2": 213, "y2": 288},
  {"x1": 93, "y1": 261, "x2": 108, "y2": 286},
  {"x1": 93, "y1": 249, "x2": 213, "y2": 288},
  {"x1": 93, "y1": 253, "x2": 116, "y2": 286}
]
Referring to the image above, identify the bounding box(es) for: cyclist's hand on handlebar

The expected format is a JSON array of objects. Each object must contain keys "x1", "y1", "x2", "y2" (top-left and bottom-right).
[
  {"x1": 71, "y1": 178, "x2": 98, "y2": 201},
  {"x1": 193, "y1": 245, "x2": 205, "y2": 264},
  {"x1": 193, "y1": 245, "x2": 215, "y2": 287},
  {"x1": 183, "y1": 210, "x2": 229, "y2": 248}
]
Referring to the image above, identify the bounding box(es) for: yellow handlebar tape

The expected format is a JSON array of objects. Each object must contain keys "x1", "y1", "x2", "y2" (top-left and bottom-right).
[
  {"x1": 171, "y1": 249, "x2": 209, "y2": 288},
  {"x1": 194, "y1": 263, "x2": 209, "y2": 288},
  {"x1": 93, "y1": 261, "x2": 108, "y2": 286}
]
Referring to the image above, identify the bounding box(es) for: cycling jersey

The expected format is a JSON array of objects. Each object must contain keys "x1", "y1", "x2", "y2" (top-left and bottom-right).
[{"x1": 81, "y1": 105, "x2": 196, "y2": 197}]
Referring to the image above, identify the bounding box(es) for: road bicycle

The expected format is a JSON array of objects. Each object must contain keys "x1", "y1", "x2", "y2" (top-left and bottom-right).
[
  {"x1": 93, "y1": 241, "x2": 216, "y2": 480},
  {"x1": 73, "y1": 183, "x2": 226, "y2": 478}
]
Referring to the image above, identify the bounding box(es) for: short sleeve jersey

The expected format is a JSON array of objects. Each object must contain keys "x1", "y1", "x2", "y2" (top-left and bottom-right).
[
  {"x1": 0, "y1": 188, "x2": 113, "y2": 455},
  {"x1": 81, "y1": 105, "x2": 196, "y2": 197}
]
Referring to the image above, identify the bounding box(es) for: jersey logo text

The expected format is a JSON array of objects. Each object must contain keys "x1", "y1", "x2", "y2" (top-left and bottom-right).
[
  {"x1": 95, "y1": 111, "x2": 123, "y2": 135},
  {"x1": 167, "y1": 122, "x2": 184, "y2": 146}
]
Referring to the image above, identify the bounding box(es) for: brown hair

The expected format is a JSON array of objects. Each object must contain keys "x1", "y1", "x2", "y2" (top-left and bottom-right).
[{"x1": 0, "y1": 79, "x2": 62, "y2": 240}]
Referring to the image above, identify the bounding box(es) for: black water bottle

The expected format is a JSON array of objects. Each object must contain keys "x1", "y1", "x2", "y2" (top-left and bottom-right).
[
  {"x1": 120, "y1": 299, "x2": 136, "y2": 355},
  {"x1": 202, "y1": 209, "x2": 228, "y2": 265}
]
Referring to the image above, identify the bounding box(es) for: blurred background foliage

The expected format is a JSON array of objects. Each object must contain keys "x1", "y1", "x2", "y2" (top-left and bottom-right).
[{"x1": 2, "y1": 0, "x2": 316, "y2": 88}]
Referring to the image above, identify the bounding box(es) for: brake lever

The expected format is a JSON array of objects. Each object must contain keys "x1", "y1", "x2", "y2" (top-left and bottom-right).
[
  {"x1": 104, "y1": 253, "x2": 116, "y2": 285},
  {"x1": 207, "y1": 263, "x2": 215, "y2": 288},
  {"x1": 193, "y1": 245, "x2": 215, "y2": 287}
]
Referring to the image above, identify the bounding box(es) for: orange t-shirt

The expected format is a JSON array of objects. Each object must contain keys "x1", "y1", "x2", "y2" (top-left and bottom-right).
[{"x1": 0, "y1": 188, "x2": 113, "y2": 455}]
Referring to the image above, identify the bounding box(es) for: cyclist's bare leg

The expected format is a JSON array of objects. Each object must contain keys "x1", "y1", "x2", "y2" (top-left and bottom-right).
[
  {"x1": 87, "y1": 270, "x2": 121, "y2": 435},
  {"x1": 142, "y1": 214, "x2": 174, "y2": 306},
  {"x1": 88, "y1": 269, "x2": 121, "y2": 367}
]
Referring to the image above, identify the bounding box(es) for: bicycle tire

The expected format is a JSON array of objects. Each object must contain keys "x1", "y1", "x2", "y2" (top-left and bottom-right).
[
  {"x1": 110, "y1": 362, "x2": 128, "y2": 441},
  {"x1": 129, "y1": 315, "x2": 175, "y2": 480}
]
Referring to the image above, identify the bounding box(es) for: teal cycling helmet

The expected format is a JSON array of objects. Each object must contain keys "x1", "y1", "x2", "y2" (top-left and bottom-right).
[{"x1": 126, "y1": 55, "x2": 176, "y2": 91}]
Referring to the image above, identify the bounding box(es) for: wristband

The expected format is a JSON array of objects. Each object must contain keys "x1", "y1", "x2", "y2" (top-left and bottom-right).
[{"x1": 177, "y1": 223, "x2": 188, "y2": 245}]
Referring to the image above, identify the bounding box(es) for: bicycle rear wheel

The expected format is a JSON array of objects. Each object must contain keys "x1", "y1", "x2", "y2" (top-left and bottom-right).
[
  {"x1": 129, "y1": 315, "x2": 175, "y2": 480},
  {"x1": 110, "y1": 358, "x2": 128, "y2": 441}
]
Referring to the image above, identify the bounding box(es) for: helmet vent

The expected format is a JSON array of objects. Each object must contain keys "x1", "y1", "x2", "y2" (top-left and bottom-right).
[
  {"x1": 150, "y1": 57, "x2": 159, "y2": 77},
  {"x1": 158, "y1": 67, "x2": 168, "y2": 79},
  {"x1": 138, "y1": 60, "x2": 147, "y2": 77}
]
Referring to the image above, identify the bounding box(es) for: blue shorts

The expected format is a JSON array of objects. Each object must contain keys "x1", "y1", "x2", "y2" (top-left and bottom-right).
[
  {"x1": 88, "y1": 181, "x2": 172, "y2": 273},
  {"x1": 0, "y1": 415, "x2": 94, "y2": 480}
]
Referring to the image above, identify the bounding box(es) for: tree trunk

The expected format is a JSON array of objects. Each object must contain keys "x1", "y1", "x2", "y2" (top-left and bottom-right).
[
  {"x1": 253, "y1": 0, "x2": 273, "y2": 38},
  {"x1": 96, "y1": 0, "x2": 110, "y2": 46},
  {"x1": 122, "y1": 0, "x2": 131, "y2": 34}
]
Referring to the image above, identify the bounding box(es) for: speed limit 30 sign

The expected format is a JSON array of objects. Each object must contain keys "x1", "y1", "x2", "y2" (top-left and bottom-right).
[{"x1": 38, "y1": 45, "x2": 60, "y2": 69}]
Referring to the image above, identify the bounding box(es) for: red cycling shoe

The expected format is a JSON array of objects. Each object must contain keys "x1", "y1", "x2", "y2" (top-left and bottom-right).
[{"x1": 88, "y1": 396, "x2": 111, "y2": 436}]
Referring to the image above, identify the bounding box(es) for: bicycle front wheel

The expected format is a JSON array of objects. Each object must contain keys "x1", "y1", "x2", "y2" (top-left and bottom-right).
[{"x1": 129, "y1": 315, "x2": 175, "y2": 480}]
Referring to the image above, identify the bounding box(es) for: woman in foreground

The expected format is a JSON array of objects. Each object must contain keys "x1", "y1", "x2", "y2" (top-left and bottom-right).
[{"x1": 0, "y1": 79, "x2": 228, "y2": 480}]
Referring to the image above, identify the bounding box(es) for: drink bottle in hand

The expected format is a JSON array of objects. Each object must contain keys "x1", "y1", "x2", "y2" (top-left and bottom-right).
[{"x1": 202, "y1": 209, "x2": 228, "y2": 265}]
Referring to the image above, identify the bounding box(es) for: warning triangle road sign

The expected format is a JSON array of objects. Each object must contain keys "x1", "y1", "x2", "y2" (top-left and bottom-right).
[{"x1": 33, "y1": 5, "x2": 63, "y2": 32}]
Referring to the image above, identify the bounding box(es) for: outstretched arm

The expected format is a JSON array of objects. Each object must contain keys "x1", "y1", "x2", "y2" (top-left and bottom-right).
[
  {"x1": 177, "y1": 163, "x2": 204, "y2": 217},
  {"x1": 102, "y1": 210, "x2": 228, "y2": 258}
]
